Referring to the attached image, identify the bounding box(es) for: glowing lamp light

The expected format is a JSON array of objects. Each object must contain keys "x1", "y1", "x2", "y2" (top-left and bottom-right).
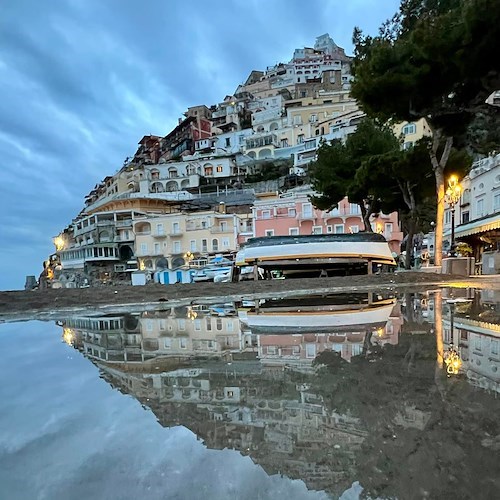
[
  {"x1": 53, "y1": 236, "x2": 65, "y2": 251},
  {"x1": 62, "y1": 328, "x2": 75, "y2": 346},
  {"x1": 444, "y1": 345, "x2": 462, "y2": 376}
]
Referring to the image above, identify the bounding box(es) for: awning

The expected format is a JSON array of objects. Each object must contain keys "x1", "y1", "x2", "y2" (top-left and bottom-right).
[{"x1": 453, "y1": 214, "x2": 500, "y2": 238}]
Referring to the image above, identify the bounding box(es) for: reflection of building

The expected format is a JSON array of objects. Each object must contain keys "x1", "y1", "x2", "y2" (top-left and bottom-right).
[
  {"x1": 62, "y1": 305, "x2": 242, "y2": 364},
  {"x1": 239, "y1": 293, "x2": 400, "y2": 371},
  {"x1": 432, "y1": 289, "x2": 500, "y2": 392},
  {"x1": 59, "y1": 294, "x2": 403, "y2": 496}
]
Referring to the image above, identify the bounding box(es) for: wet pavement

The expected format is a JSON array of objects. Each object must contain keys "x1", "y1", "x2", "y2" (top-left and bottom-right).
[{"x1": 0, "y1": 287, "x2": 499, "y2": 499}]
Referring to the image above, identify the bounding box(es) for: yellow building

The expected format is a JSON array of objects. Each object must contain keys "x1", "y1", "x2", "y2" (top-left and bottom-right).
[
  {"x1": 393, "y1": 118, "x2": 432, "y2": 149},
  {"x1": 134, "y1": 210, "x2": 240, "y2": 271}
]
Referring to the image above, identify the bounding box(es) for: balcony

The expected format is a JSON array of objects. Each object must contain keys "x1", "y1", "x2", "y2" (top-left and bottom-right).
[
  {"x1": 210, "y1": 226, "x2": 233, "y2": 234},
  {"x1": 116, "y1": 219, "x2": 133, "y2": 228},
  {"x1": 170, "y1": 230, "x2": 183, "y2": 237},
  {"x1": 153, "y1": 232, "x2": 167, "y2": 238},
  {"x1": 296, "y1": 211, "x2": 316, "y2": 221}
]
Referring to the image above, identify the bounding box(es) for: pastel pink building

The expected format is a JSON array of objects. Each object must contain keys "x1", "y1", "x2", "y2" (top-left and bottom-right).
[{"x1": 252, "y1": 191, "x2": 403, "y2": 254}]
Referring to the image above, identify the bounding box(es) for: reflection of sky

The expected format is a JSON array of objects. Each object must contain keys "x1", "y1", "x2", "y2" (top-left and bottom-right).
[{"x1": 0, "y1": 322, "x2": 332, "y2": 499}]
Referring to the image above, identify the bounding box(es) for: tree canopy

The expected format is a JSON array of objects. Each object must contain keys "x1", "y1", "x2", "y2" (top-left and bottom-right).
[
  {"x1": 350, "y1": 0, "x2": 496, "y2": 264},
  {"x1": 309, "y1": 118, "x2": 400, "y2": 229}
]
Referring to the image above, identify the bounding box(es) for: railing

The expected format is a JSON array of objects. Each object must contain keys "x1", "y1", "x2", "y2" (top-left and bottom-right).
[
  {"x1": 210, "y1": 227, "x2": 233, "y2": 234},
  {"x1": 116, "y1": 219, "x2": 133, "y2": 227}
]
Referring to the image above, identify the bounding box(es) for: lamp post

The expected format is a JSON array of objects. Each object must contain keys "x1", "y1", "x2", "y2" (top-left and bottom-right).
[{"x1": 445, "y1": 175, "x2": 462, "y2": 257}]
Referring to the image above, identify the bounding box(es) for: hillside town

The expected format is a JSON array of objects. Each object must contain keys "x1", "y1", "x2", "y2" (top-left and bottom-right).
[{"x1": 35, "y1": 34, "x2": 500, "y2": 290}]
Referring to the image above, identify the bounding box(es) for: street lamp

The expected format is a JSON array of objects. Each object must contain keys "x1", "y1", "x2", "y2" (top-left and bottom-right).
[{"x1": 445, "y1": 175, "x2": 462, "y2": 256}]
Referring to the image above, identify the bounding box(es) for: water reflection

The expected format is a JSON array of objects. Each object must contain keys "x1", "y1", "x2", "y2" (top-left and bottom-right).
[{"x1": 57, "y1": 290, "x2": 500, "y2": 499}]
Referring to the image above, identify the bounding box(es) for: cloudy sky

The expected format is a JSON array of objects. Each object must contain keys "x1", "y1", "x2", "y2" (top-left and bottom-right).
[
  {"x1": 0, "y1": 0, "x2": 400, "y2": 290},
  {"x1": 0, "y1": 321, "x2": 336, "y2": 499}
]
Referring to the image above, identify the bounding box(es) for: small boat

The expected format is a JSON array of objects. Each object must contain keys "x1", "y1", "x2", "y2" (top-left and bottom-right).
[
  {"x1": 191, "y1": 256, "x2": 233, "y2": 282},
  {"x1": 235, "y1": 233, "x2": 395, "y2": 277}
]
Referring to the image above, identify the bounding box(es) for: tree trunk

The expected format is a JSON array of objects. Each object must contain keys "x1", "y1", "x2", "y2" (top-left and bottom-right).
[
  {"x1": 360, "y1": 203, "x2": 373, "y2": 232},
  {"x1": 428, "y1": 129, "x2": 453, "y2": 267},
  {"x1": 405, "y1": 218, "x2": 415, "y2": 269}
]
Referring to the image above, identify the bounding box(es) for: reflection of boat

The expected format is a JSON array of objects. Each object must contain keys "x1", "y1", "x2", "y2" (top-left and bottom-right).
[
  {"x1": 244, "y1": 295, "x2": 396, "y2": 334},
  {"x1": 235, "y1": 233, "x2": 395, "y2": 278}
]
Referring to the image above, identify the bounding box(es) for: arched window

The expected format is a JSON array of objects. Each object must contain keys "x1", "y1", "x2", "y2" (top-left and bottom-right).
[
  {"x1": 166, "y1": 181, "x2": 178, "y2": 192},
  {"x1": 150, "y1": 182, "x2": 164, "y2": 193},
  {"x1": 212, "y1": 239, "x2": 219, "y2": 252}
]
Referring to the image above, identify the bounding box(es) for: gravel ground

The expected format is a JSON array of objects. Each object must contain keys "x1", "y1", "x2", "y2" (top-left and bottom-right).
[{"x1": 1, "y1": 272, "x2": 498, "y2": 322}]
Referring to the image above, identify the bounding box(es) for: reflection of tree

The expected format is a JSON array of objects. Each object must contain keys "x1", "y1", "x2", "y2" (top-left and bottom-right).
[{"x1": 312, "y1": 310, "x2": 500, "y2": 499}]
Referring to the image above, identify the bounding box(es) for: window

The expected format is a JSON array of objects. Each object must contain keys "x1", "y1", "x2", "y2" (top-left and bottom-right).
[
  {"x1": 154, "y1": 243, "x2": 161, "y2": 254},
  {"x1": 445, "y1": 211, "x2": 451, "y2": 224},
  {"x1": 156, "y1": 223, "x2": 164, "y2": 236},
  {"x1": 222, "y1": 238, "x2": 230, "y2": 248},
  {"x1": 173, "y1": 241, "x2": 181, "y2": 253},
  {"x1": 334, "y1": 224, "x2": 344, "y2": 234},
  {"x1": 201, "y1": 220, "x2": 208, "y2": 229},
  {"x1": 403, "y1": 141, "x2": 414, "y2": 150},
  {"x1": 289, "y1": 227, "x2": 299, "y2": 236},
  {"x1": 194, "y1": 319, "x2": 201, "y2": 331},
  {"x1": 216, "y1": 318, "x2": 223, "y2": 331},
  {"x1": 462, "y1": 211, "x2": 470, "y2": 224},
  {"x1": 293, "y1": 115, "x2": 302, "y2": 125},
  {"x1": 491, "y1": 340, "x2": 498, "y2": 355},
  {"x1": 326, "y1": 225, "x2": 333, "y2": 233},
  {"x1": 267, "y1": 346, "x2": 277, "y2": 355},
  {"x1": 225, "y1": 138, "x2": 231, "y2": 147},
  {"x1": 288, "y1": 208, "x2": 296, "y2": 217},
  {"x1": 309, "y1": 114, "x2": 317, "y2": 122},
  {"x1": 297, "y1": 134, "x2": 305, "y2": 144},
  {"x1": 302, "y1": 203, "x2": 313, "y2": 217},
  {"x1": 164, "y1": 338, "x2": 172, "y2": 349},
  {"x1": 204, "y1": 166, "x2": 213, "y2": 176},
  {"x1": 178, "y1": 319, "x2": 186, "y2": 330},
  {"x1": 146, "y1": 320, "x2": 153, "y2": 332},
  {"x1": 201, "y1": 239, "x2": 208, "y2": 252},
  {"x1": 206, "y1": 317, "x2": 212, "y2": 330},
  {"x1": 281, "y1": 138, "x2": 289, "y2": 147},
  {"x1": 384, "y1": 223, "x2": 393, "y2": 238},
  {"x1": 476, "y1": 198, "x2": 484, "y2": 217},
  {"x1": 312, "y1": 226, "x2": 323, "y2": 235},
  {"x1": 349, "y1": 203, "x2": 360, "y2": 214},
  {"x1": 179, "y1": 338, "x2": 187, "y2": 349},
  {"x1": 220, "y1": 221, "x2": 227, "y2": 231},
  {"x1": 172, "y1": 222, "x2": 180, "y2": 234},
  {"x1": 350, "y1": 225, "x2": 359, "y2": 233},
  {"x1": 402, "y1": 123, "x2": 416, "y2": 135},
  {"x1": 306, "y1": 344, "x2": 316, "y2": 358},
  {"x1": 212, "y1": 238, "x2": 219, "y2": 251},
  {"x1": 216, "y1": 165, "x2": 223, "y2": 173},
  {"x1": 159, "y1": 319, "x2": 166, "y2": 331},
  {"x1": 190, "y1": 240, "x2": 196, "y2": 251},
  {"x1": 140, "y1": 243, "x2": 148, "y2": 255},
  {"x1": 262, "y1": 210, "x2": 271, "y2": 219},
  {"x1": 265, "y1": 230, "x2": 274, "y2": 237},
  {"x1": 494, "y1": 193, "x2": 500, "y2": 212}
]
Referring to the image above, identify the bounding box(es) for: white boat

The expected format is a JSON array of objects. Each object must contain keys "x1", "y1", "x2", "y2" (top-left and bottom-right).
[{"x1": 235, "y1": 233, "x2": 395, "y2": 276}]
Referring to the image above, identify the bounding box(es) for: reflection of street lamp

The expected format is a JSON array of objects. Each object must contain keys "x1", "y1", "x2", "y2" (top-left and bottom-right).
[
  {"x1": 445, "y1": 175, "x2": 462, "y2": 256},
  {"x1": 187, "y1": 307, "x2": 197, "y2": 321},
  {"x1": 444, "y1": 300, "x2": 462, "y2": 376}
]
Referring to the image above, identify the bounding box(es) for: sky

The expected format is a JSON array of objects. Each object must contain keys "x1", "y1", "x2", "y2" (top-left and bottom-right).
[
  {"x1": 0, "y1": 0, "x2": 401, "y2": 290},
  {"x1": 0, "y1": 321, "x2": 337, "y2": 499}
]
